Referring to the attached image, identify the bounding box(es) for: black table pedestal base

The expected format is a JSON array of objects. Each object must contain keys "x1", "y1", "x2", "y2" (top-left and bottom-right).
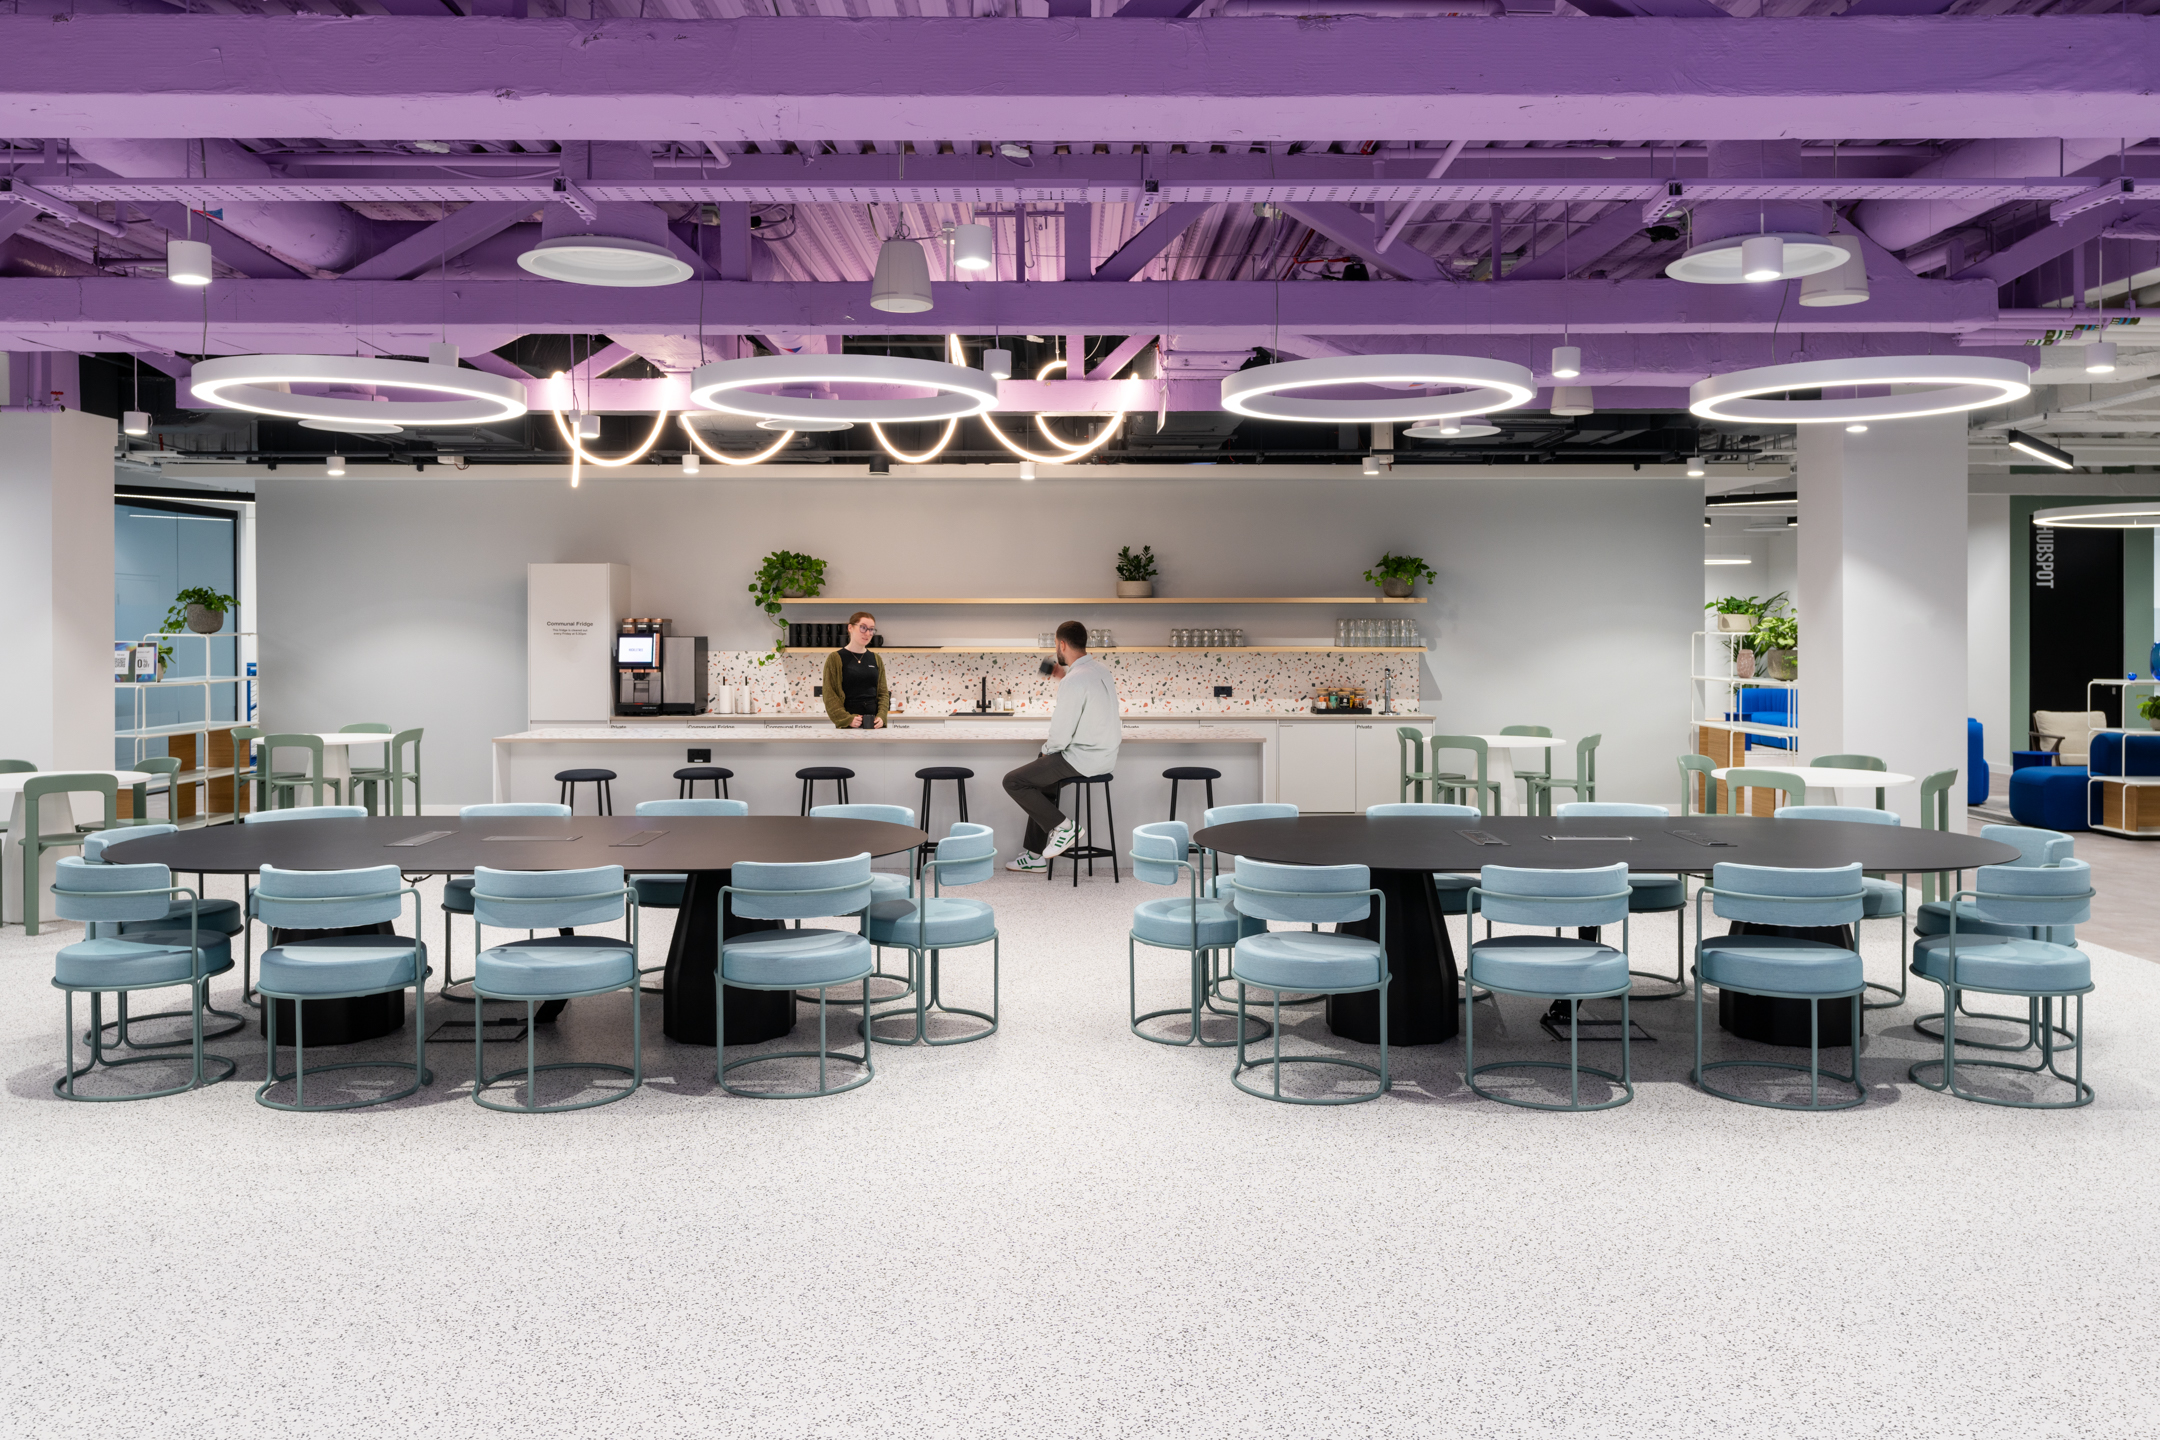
[
  {"x1": 1326, "y1": 869, "x2": 1457, "y2": 1046},
  {"x1": 256, "y1": 924, "x2": 406, "y2": 1046},
  {"x1": 1718, "y1": 923, "x2": 1865, "y2": 1048},
  {"x1": 663, "y1": 870, "x2": 794, "y2": 1046}
]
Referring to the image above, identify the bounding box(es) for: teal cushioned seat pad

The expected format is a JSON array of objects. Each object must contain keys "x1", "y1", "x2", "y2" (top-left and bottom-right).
[
  {"x1": 1912, "y1": 934, "x2": 2090, "y2": 992},
  {"x1": 475, "y1": 934, "x2": 635, "y2": 997},
  {"x1": 865, "y1": 896, "x2": 997, "y2": 948},
  {"x1": 1467, "y1": 934, "x2": 1629, "y2": 995},
  {"x1": 1698, "y1": 933, "x2": 1863, "y2": 995},
  {"x1": 259, "y1": 934, "x2": 424, "y2": 996},
  {"x1": 1129, "y1": 896, "x2": 1259, "y2": 949},
  {"x1": 721, "y1": 928, "x2": 874, "y2": 987},
  {"x1": 116, "y1": 897, "x2": 244, "y2": 938},
  {"x1": 54, "y1": 933, "x2": 233, "y2": 988},
  {"x1": 1231, "y1": 930, "x2": 1382, "y2": 991}
]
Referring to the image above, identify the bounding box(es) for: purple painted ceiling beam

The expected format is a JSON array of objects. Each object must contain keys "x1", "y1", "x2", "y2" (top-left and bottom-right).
[
  {"x1": 4, "y1": 17, "x2": 2158, "y2": 143},
  {"x1": 1950, "y1": 202, "x2": 2155, "y2": 287},
  {"x1": 1504, "y1": 201, "x2": 1647, "y2": 281},
  {"x1": 339, "y1": 200, "x2": 536, "y2": 281},
  {"x1": 1093, "y1": 204, "x2": 1213, "y2": 282},
  {"x1": 1278, "y1": 202, "x2": 1443, "y2": 281}
]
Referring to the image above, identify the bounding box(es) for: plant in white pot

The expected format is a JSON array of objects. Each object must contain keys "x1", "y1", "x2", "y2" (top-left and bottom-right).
[
  {"x1": 1705, "y1": 590, "x2": 1786, "y2": 634},
  {"x1": 1364, "y1": 552, "x2": 1437, "y2": 599},
  {"x1": 2140, "y1": 694, "x2": 2160, "y2": 731},
  {"x1": 164, "y1": 586, "x2": 237, "y2": 636},
  {"x1": 1115, "y1": 545, "x2": 1158, "y2": 599},
  {"x1": 1751, "y1": 615, "x2": 1798, "y2": 681}
]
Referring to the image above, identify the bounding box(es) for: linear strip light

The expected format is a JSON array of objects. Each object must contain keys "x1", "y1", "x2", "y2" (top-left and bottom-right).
[
  {"x1": 2005, "y1": 429, "x2": 2077, "y2": 471},
  {"x1": 678, "y1": 414, "x2": 797, "y2": 468},
  {"x1": 869, "y1": 336, "x2": 974, "y2": 465},
  {"x1": 551, "y1": 407, "x2": 672, "y2": 488}
]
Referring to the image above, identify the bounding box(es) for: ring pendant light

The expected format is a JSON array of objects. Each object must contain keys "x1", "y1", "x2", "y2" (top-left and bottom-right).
[
  {"x1": 190, "y1": 354, "x2": 528, "y2": 426},
  {"x1": 2030, "y1": 501, "x2": 2160, "y2": 529},
  {"x1": 1220, "y1": 354, "x2": 1536, "y2": 423},
  {"x1": 1688, "y1": 356, "x2": 2030, "y2": 425},
  {"x1": 679, "y1": 414, "x2": 798, "y2": 467},
  {"x1": 688, "y1": 354, "x2": 998, "y2": 426}
]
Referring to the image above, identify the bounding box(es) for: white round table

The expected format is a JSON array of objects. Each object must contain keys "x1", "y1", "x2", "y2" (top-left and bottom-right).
[
  {"x1": 1712, "y1": 765, "x2": 1916, "y2": 809},
  {"x1": 1435, "y1": 734, "x2": 1568, "y2": 816},
  {"x1": 1, "y1": 769, "x2": 154, "y2": 925}
]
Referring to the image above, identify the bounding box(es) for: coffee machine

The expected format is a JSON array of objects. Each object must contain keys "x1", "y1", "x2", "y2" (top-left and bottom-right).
[{"x1": 614, "y1": 618, "x2": 708, "y2": 716}]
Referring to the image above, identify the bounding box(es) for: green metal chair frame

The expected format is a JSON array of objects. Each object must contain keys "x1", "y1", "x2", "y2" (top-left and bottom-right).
[
  {"x1": 865, "y1": 824, "x2": 1001, "y2": 1048},
  {"x1": 1810, "y1": 753, "x2": 1888, "y2": 810},
  {"x1": 1690, "y1": 871, "x2": 1868, "y2": 1112},
  {"x1": 78, "y1": 827, "x2": 246, "y2": 1050},
  {"x1": 258, "y1": 733, "x2": 341, "y2": 810},
  {"x1": 130, "y1": 755, "x2": 183, "y2": 825},
  {"x1": 20, "y1": 773, "x2": 117, "y2": 936},
  {"x1": 1127, "y1": 822, "x2": 1270, "y2": 1049},
  {"x1": 228, "y1": 725, "x2": 264, "y2": 815},
  {"x1": 1498, "y1": 725, "x2": 1554, "y2": 810},
  {"x1": 718, "y1": 867, "x2": 875, "y2": 1099},
  {"x1": 1426, "y1": 735, "x2": 1503, "y2": 815},
  {"x1": 470, "y1": 871, "x2": 643, "y2": 1113},
  {"x1": 1227, "y1": 865, "x2": 1391, "y2": 1106},
  {"x1": 1525, "y1": 735, "x2": 1602, "y2": 816},
  {"x1": 1722, "y1": 766, "x2": 1806, "y2": 817},
  {"x1": 1677, "y1": 754, "x2": 1718, "y2": 816},
  {"x1": 1465, "y1": 867, "x2": 1636, "y2": 1111},
  {"x1": 338, "y1": 723, "x2": 395, "y2": 815}
]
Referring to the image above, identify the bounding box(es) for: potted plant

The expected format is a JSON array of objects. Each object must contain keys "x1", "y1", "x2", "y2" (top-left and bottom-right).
[
  {"x1": 2140, "y1": 693, "x2": 2160, "y2": 731},
  {"x1": 1751, "y1": 615, "x2": 1799, "y2": 681},
  {"x1": 164, "y1": 586, "x2": 237, "y2": 636},
  {"x1": 1705, "y1": 591, "x2": 1786, "y2": 634},
  {"x1": 1364, "y1": 552, "x2": 1437, "y2": 598},
  {"x1": 746, "y1": 550, "x2": 827, "y2": 665},
  {"x1": 1115, "y1": 545, "x2": 1158, "y2": 598}
]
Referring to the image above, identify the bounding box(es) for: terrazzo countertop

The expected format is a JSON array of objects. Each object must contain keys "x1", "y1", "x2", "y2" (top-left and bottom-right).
[
  {"x1": 498, "y1": 723, "x2": 1270, "y2": 744},
  {"x1": 557, "y1": 711, "x2": 1432, "y2": 726}
]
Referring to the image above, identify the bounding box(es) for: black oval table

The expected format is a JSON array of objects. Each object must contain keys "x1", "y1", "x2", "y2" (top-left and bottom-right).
[
  {"x1": 1189, "y1": 814, "x2": 2022, "y2": 1047},
  {"x1": 103, "y1": 815, "x2": 927, "y2": 1048}
]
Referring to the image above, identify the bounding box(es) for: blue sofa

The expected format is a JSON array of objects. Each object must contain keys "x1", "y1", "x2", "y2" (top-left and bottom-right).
[{"x1": 2009, "y1": 765, "x2": 2090, "y2": 832}]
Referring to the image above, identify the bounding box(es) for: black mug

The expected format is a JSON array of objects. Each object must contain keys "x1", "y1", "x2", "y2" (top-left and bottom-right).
[{"x1": 1038, "y1": 658, "x2": 1058, "y2": 676}]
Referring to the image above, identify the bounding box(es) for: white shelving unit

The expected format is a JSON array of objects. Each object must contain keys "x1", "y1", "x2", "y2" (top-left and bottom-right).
[
  {"x1": 2083, "y1": 675, "x2": 2160, "y2": 838},
  {"x1": 1690, "y1": 629, "x2": 1799, "y2": 750},
  {"x1": 115, "y1": 630, "x2": 258, "y2": 828}
]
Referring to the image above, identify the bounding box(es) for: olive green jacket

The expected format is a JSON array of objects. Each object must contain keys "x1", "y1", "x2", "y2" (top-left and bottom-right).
[{"x1": 822, "y1": 648, "x2": 889, "y2": 728}]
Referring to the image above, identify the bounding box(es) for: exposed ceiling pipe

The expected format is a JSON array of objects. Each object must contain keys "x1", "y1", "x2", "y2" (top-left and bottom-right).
[
  {"x1": 67, "y1": 138, "x2": 367, "y2": 274},
  {"x1": 1375, "y1": 138, "x2": 1468, "y2": 254},
  {"x1": 1854, "y1": 138, "x2": 2132, "y2": 258}
]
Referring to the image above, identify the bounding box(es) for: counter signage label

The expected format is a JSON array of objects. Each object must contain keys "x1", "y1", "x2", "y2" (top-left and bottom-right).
[{"x1": 544, "y1": 620, "x2": 597, "y2": 641}]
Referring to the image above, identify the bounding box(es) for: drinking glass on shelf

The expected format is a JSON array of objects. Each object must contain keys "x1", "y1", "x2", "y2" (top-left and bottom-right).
[
  {"x1": 1233, "y1": 629, "x2": 1245, "y2": 647},
  {"x1": 1335, "y1": 619, "x2": 1347, "y2": 647},
  {"x1": 1171, "y1": 629, "x2": 1183, "y2": 647}
]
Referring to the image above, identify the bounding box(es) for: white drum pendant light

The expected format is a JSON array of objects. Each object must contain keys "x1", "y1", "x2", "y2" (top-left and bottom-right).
[
  {"x1": 1549, "y1": 346, "x2": 1582, "y2": 380},
  {"x1": 1689, "y1": 356, "x2": 2030, "y2": 424},
  {"x1": 1666, "y1": 232, "x2": 1847, "y2": 285},
  {"x1": 166, "y1": 238, "x2": 213, "y2": 287},
  {"x1": 983, "y1": 347, "x2": 1014, "y2": 381},
  {"x1": 2085, "y1": 341, "x2": 2119, "y2": 374},
  {"x1": 872, "y1": 235, "x2": 934, "y2": 313},
  {"x1": 689, "y1": 354, "x2": 998, "y2": 426},
  {"x1": 324, "y1": 455, "x2": 346, "y2": 477},
  {"x1": 951, "y1": 223, "x2": 995, "y2": 272},
  {"x1": 1799, "y1": 234, "x2": 1869, "y2": 307},
  {"x1": 518, "y1": 197, "x2": 691, "y2": 288},
  {"x1": 190, "y1": 354, "x2": 529, "y2": 427},
  {"x1": 1221, "y1": 354, "x2": 1535, "y2": 423},
  {"x1": 1407, "y1": 414, "x2": 1499, "y2": 439},
  {"x1": 123, "y1": 410, "x2": 150, "y2": 436},
  {"x1": 1549, "y1": 387, "x2": 1595, "y2": 416}
]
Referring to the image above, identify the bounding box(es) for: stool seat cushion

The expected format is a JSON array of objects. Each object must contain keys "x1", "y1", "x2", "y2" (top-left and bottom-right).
[
  {"x1": 475, "y1": 934, "x2": 635, "y2": 997},
  {"x1": 721, "y1": 928, "x2": 874, "y2": 988},
  {"x1": 1162, "y1": 766, "x2": 1222, "y2": 781},
  {"x1": 1911, "y1": 934, "x2": 2091, "y2": 992},
  {"x1": 674, "y1": 766, "x2": 733, "y2": 779},
  {"x1": 55, "y1": 933, "x2": 234, "y2": 988},
  {"x1": 795, "y1": 766, "x2": 857, "y2": 781},
  {"x1": 914, "y1": 766, "x2": 975, "y2": 780},
  {"x1": 1862, "y1": 877, "x2": 1906, "y2": 919},
  {"x1": 1628, "y1": 875, "x2": 1686, "y2": 911},
  {"x1": 1232, "y1": 930, "x2": 1382, "y2": 991},
  {"x1": 117, "y1": 896, "x2": 244, "y2": 938},
  {"x1": 631, "y1": 874, "x2": 688, "y2": 909},
  {"x1": 1069, "y1": 773, "x2": 1115, "y2": 784},
  {"x1": 2007, "y1": 765, "x2": 2090, "y2": 832},
  {"x1": 553, "y1": 768, "x2": 618, "y2": 782},
  {"x1": 1698, "y1": 933, "x2": 1863, "y2": 996},
  {"x1": 1130, "y1": 895, "x2": 1261, "y2": 950},
  {"x1": 259, "y1": 934, "x2": 425, "y2": 997},
  {"x1": 1915, "y1": 898, "x2": 2073, "y2": 946},
  {"x1": 441, "y1": 876, "x2": 475, "y2": 914},
  {"x1": 866, "y1": 896, "x2": 998, "y2": 948},
  {"x1": 1467, "y1": 935, "x2": 1629, "y2": 996}
]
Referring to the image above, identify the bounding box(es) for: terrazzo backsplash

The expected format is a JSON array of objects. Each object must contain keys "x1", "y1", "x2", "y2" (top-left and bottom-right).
[{"x1": 703, "y1": 648, "x2": 1421, "y2": 716}]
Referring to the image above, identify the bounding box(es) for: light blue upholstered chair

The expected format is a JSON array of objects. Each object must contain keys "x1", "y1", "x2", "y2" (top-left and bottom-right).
[
  {"x1": 253, "y1": 864, "x2": 430, "y2": 1111},
  {"x1": 865, "y1": 821, "x2": 999, "y2": 1046},
  {"x1": 1911, "y1": 823, "x2": 2079, "y2": 1054},
  {"x1": 1776, "y1": 804, "x2": 1910, "y2": 1010},
  {"x1": 1227, "y1": 857, "x2": 1389, "y2": 1105},
  {"x1": 719, "y1": 853, "x2": 876, "y2": 1098},
  {"x1": 440, "y1": 802, "x2": 572, "y2": 999},
  {"x1": 1127, "y1": 820, "x2": 1266, "y2": 1048},
  {"x1": 809, "y1": 802, "x2": 919, "y2": 1003},
  {"x1": 1197, "y1": 802, "x2": 1300, "y2": 1009},
  {"x1": 1908, "y1": 857, "x2": 2095, "y2": 1108},
  {"x1": 628, "y1": 797, "x2": 749, "y2": 990},
  {"x1": 1554, "y1": 802, "x2": 1688, "y2": 999},
  {"x1": 1691, "y1": 862, "x2": 1868, "y2": 1111},
  {"x1": 470, "y1": 864, "x2": 642, "y2": 1112},
  {"x1": 48, "y1": 856, "x2": 236, "y2": 1099},
  {"x1": 1465, "y1": 861, "x2": 1635, "y2": 1111},
  {"x1": 238, "y1": 805, "x2": 367, "y2": 1006},
  {"x1": 243, "y1": 806, "x2": 368, "y2": 824},
  {"x1": 82, "y1": 826, "x2": 246, "y2": 1051}
]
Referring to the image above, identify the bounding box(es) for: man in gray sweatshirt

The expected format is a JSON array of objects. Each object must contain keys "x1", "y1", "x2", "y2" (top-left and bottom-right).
[{"x1": 1003, "y1": 620, "x2": 1122, "y2": 872}]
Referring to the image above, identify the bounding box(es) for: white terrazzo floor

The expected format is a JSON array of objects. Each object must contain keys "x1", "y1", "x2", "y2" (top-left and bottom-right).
[{"x1": 4, "y1": 866, "x2": 2158, "y2": 1439}]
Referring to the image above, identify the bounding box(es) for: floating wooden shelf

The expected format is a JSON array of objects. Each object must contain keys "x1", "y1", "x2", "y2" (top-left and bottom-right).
[
  {"x1": 789, "y1": 646, "x2": 1425, "y2": 655},
  {"x1": 781, "y1": 596, "x2": 1428, "y2": 606}
]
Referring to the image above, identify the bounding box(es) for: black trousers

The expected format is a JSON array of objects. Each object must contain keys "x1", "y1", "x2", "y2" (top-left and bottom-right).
[{"x1": 1002, "y1": 752, "x2": 1083, "y2": 853}]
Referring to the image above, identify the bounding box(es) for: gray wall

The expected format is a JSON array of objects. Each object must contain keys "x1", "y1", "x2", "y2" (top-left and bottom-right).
[{"x1": 257, "y1": 466, "x2": 1702, "y2": 807}]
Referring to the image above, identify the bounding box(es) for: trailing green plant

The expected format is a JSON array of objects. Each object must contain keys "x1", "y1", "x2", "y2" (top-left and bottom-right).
[
  {"x1": 746, "y1": 550, "x2": 827, "y2": 665},
  {"x1": 162, "y1": 586, "x2": 237, "y2": 634},
  {"x1": 1749, "y1": 615, "x2": 1798, "y2": 653},
  {"x1": 1705, "y1": 591, "x2": 1788, "y2": 618},
  {"x1": 1115, "y1": 545, "x2": 1158, "y2": 582},
  {"x1": 1364, "y1": 553, "x2": 1437, "y2": 589}
]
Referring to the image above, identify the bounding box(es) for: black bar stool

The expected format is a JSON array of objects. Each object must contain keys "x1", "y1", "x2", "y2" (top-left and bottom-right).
[
  {"x1": 555, "y1": 767, "x2": 616, "y2": 815},
  {"x1": 1049, "y1": 773, "x2": 1118, "y2": 886},
  {"x1": 915, "y1": 766, "x2": 973, "y2": 853},
  {"x1": 675, "y1": 765, "x2": 733, "y2": 799},
  {"x1": 1163, "y1": 765, "x2": 1220, "y2": 823},
  {"x1": 796, "y1": 766, "x2": 854, "y2": 814}
]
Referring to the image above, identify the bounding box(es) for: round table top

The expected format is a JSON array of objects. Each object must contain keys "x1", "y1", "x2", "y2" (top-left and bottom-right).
[
  {"x1": 1190, "y1": 814, "x2": 2020, "y2": 875},
  {"x1": 1449, "y1": 734, "x2": 1568, "y2": 749},
  {"x1": 1712, "y1": 765, "x2": 1916, "y2": 788},
  {"x1": 97, "y1": 814, "x2": 929, "y2": 875},
  {"x1": 0, "y1": 769, "x2": 154, "y2": 794}
]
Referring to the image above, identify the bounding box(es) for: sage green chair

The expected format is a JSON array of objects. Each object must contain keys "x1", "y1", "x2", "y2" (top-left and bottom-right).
[
  {"x1": 1810, "y1": 752, "x2": 1888, "y2": 810},
  {"x1": 1427, "y1": 735, "x2": 1504, "y2": 815},
  {"x1": 1723, "y1": 766, "x2": 1804, "y2": 817},
  {"x1": 1525, "y1": 735, "x2": 1602, "y2": 816},
  {"x1": 1916, "y1": 768, "x2": 1958, "y2": 904},
  {"x1": 0, "y1": 757, "x2": 35, "y2": 840},
  {"x1": 1395, "y1": 727, "x2": 1439, "y2": 804},
  {"x1": 1499, "y1": 725, "x2": 1554, "y2": 810},
  {"x1": 228, "y1": 725, "x2": 263, "y2": 816},
  {"x1": 20, "y1": 773, "x2": 118, "y2": 936},
  {"x1": 131, "y1": 755, "x2": 183, "y2": 825},
  {"x1": 381, "y1": 728, "x2": 424, "y2": 816},
  {"x1": 259, "y1": 733, "x2": 340, "y2": 809},
  {"x1": 339, "y1": 723, "x2": 395, "y2": 815},
  {"x1": 1678, "y1": 754, "x2": 1717, "y2": 816}
]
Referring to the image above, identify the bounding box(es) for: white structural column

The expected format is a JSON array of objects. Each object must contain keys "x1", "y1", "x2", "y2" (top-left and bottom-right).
[
  {"x1": 1797, "y1": 416, "x2": 1968, "y2": 827},
  {"x1": 0, "y1": 409, "x2": 115, "y2": 771}
]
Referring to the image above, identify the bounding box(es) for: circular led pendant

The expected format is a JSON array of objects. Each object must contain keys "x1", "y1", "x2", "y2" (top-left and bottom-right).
[
  {"x1": 688, "y1": 354, "x2": 999, "y2": 426},
  {"x1": 190, "y1": 354, "x2": 529, "y2": 427},
  {"x1": 1689, "y1": 356, "x2": 2030, "y2": 425},
  {"x1": 1220, "y1": 355, "x2": 1535, "y2": 424}
]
